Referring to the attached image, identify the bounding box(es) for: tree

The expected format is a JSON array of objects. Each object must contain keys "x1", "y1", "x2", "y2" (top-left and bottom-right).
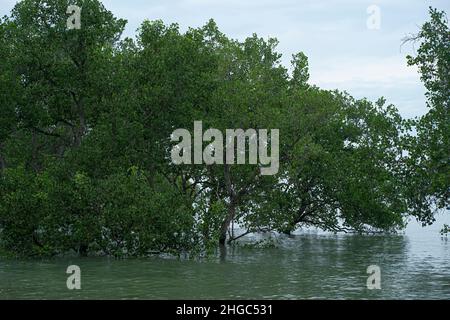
[
  {"x1": 404, "y1": 7, "x2": 449, "y2": 225},
  {"x1": 0, "y1": 0, "x2": 444, "y2": 256},
  {"x1": 0, "y1": 18, "x2": 20, "y2": 171}
]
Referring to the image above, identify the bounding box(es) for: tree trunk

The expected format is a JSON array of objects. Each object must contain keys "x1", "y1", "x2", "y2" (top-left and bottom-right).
[
  {"x1": 30, "y1": 131, "x2": 40, "y2": 172},
  {"x1": 74, "y1": 108, "x2": 86, "y2": 147},
  {"x1": 219, "y1": 202, "x2": 236, "y2": 245},
  {"x1": 78, "y1": 244, "x2": 88, "y2": 257},
  {"x1": 0, "y1": 142, "x2": 5, "y2": 171},
  {"x1": 70, "y1": 90, "x2": 86, "y2": 147},
  {"x1": 219, "y1": 164, "x2": 237, "y2": 246},
  {"x1": 281, "y1": 204, "x2": 310, "y2": 235}
]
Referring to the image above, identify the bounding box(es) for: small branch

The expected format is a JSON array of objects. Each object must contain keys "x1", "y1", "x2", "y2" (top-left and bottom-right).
[
  {"x1": 228, "y1": 229, "x2": 252, "y2": 243},
  {"x1": 30, "y1": 126, "x2": 61, "y2": 138},
  {"x1": 57, "y1": 118, "x2": 75, "y2": 127}
]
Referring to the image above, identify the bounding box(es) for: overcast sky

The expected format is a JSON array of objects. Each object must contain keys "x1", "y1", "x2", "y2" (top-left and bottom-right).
[{"x1": 1, "y1": 0, "x2": 449, "y2": 118}]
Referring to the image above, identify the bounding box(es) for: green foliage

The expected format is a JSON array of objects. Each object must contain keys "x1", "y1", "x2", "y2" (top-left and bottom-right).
[
  {"x1": 0, "y1": 166, "x2": 49, "y2": 255},
  {"x1": 404, "y1": 7, "x2": 449, "y2": 224},
  {"x1": 0, "y1": 1, "x2": 447, "y2": 257}
]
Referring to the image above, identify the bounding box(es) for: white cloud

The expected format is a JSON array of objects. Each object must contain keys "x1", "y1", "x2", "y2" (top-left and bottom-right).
[{"x1": 310, "y1": 55, "x2": 419, "y2": 86}]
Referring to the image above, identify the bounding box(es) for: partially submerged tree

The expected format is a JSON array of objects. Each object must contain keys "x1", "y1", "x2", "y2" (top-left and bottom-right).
[
  {"x1": 0, "y1": 1, "x2": 446, "y2": 256},
  {"x1": 404, "y1": 7, "x2": 449, "y2": 225}
]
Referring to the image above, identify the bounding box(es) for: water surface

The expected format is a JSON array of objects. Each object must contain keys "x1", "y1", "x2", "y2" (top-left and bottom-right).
[{"x1": 1, "y1": 215, "x2": 449, "y2": 299}]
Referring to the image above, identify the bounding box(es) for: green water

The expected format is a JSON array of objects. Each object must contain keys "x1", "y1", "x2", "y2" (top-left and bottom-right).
[{"x1": 1, "y1": 216, "x2": 449, "y2": 299}]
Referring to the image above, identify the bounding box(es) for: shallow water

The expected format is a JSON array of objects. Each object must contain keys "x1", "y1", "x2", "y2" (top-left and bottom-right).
[{"x1": 0, "y1": 215, "x2": 449, "y2": 299}]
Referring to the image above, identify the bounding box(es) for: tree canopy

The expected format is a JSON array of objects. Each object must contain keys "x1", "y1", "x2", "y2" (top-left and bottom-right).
[
  {"x1": 0, "y1": 0, "x2": 448, "y2": 257},
  {"x1": 404, "y1": 7, "x2": 449, "y2": 225}
]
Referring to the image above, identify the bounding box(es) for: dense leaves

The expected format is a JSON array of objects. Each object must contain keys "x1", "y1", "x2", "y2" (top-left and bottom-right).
[
  {"x1": 0, "y1": 1, "x2": 447, "y2": 257},
  {"x1": 404, "y1": 7, "x2": 449, "y2": 225}
]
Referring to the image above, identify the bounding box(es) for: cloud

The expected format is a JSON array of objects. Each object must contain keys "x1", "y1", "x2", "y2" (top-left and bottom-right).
[{"x1": 310, "y1": 55, "x2": 419, "y2": 86}]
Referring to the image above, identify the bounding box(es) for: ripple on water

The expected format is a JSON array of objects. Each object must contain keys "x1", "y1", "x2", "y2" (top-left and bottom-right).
[{"x1": 1, "y1": 219, "x2": 450, "y2": 299}]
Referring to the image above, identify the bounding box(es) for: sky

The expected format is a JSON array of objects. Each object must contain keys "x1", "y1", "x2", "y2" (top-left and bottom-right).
[{"x1": 1, "y1": 0, "x2": 449, "y2": 119}]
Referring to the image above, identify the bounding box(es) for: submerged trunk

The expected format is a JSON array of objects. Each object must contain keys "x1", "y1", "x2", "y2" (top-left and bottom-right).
[
  {"x1": 219, "y1": 164, "x2": 237, "y2": 246},
  {"x1": 281, "y1": 205, "x2": 310, "y2": 235},
  {"x1": 219, "y1": 203, "x2": 236, "y2": 245},
  {"x1": 78, "y1": 244, "x2": 88, "y2": 257}
]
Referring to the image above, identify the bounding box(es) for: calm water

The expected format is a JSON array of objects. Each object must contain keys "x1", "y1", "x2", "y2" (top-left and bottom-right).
[{"x1": 1, "y1": 215, "x2": 449, "y2": 299}]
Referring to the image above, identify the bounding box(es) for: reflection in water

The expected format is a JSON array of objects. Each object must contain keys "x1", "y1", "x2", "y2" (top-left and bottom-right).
[{"x1": 0, "y1": 220, "x2": 449, "y2": 299}]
